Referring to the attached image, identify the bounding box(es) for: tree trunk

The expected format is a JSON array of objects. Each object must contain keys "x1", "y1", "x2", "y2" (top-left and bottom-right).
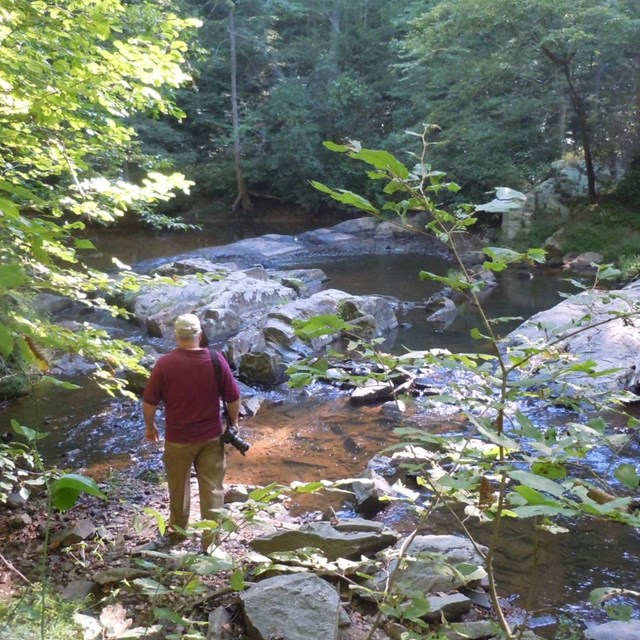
[
  {"x1": 229, "y1": 4, "x2": 253, "y2": 220},
  {"x1": 328, "y1": 0, "x2": 342, "y2": 70},
  {"x1": 542, "y1": 47, "x2": 598, "y2": 204}
]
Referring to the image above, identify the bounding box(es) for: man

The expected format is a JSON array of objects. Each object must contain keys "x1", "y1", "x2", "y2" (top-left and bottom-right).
[{"x1": 142, "y1": 313, "x2": 241, "y2": 552}]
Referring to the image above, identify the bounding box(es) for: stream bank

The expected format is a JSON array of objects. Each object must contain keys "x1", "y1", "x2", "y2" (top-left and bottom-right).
[{"x1": 3, "y1": 214, "x2": 640, "y2": 638}]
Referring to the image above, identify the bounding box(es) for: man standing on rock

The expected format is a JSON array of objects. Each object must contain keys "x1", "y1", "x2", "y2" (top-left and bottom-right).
[{"x1": 142, "y1": 313, "x2": 241, "y2": 552}]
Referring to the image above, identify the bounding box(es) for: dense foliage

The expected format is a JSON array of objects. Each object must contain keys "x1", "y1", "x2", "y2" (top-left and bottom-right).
[
  {"x1": 143, "y1": 0, "x2": 640, "y2": 209},
  {"x1": 0, "y1": 0, "x2": 198, "y2": 397}
]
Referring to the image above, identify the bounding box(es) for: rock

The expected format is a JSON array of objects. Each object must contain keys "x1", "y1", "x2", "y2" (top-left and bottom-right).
[
  {"x1": 49, "y1": 518, "x2": 96, "y2": 549},
  {"x1": 351, "y1": 470, "x2": 395, "y2": 516},
  {"x1": 350, "y1": 381, "x2": 395, "y2": 405},
  {"x1": 60, "y1": 580, "x2": 97, "y2": 602},
  {"x1": 504, "y1": 280, "x2": 640, "y2": 396},
  {"x1": 225, "y1": 484, "x2": 258, "y2": 503},
  {"x1": 208, "y1": 606, "x2": 234, "y2": 640},
  {"x1": 7, "y1": 491, "x2": 29, "y2": 508},
  {"x1": 372, "y1": 535, "x2": 488, "y2": 596},
  {"x1": 426, "y1": 297, "x2": 457, "y2": 325},
  {"x1": 564, "y1": 251, "x2": 604, "y2": 271},
  {"x1": 298, "y1": 228, "x2": 357, "y2": 245},
  {"x1": 332, "y1": 217, "x2": 378, "y2": 235},
  {"x1": 440, "y1": 620, "x2": 499, "y2": 639},
  {"x1": 380, "y1": 399, "x2": 406, "y2": 418},
  {"x1": 423, "y1": 593, "x2": 472, "y2": 622},
  {"x1": 249, "y1": 520, "x2": 399, "y2": 561},
  {"x1": 241, "y1": 573, "x2": 340, "y2": 640},
  {"x1": 585, "y1": 620, "x2": 640, "y2": 640},
  {"x1": 72, "y1": 613, "x2": 103, "y2": 640},
  {"x1": 8, "y1": 513, "x2": 32, "y2": 530},
  {"x1": 93, "y1": 567, "x2": 151, "y2": 586},
  {"x1": 239, "y1": 351, "x2": 287, "y2": 387},
  {"x1": 475, "y1": 187, "x2": 529, "y2": 242}
]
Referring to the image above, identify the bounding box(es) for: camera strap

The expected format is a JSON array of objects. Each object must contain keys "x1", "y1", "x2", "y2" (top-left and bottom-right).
[{"x1": 208, "y1": 348, "x2": 226, "y2": 404}]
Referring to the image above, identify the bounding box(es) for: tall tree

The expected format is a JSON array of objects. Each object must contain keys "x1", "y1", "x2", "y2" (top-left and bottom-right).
[
  {"x1": 228, "y1": 2, "x2": 253, "y2": 218},
  {"x1": 396, "y1": 0, "x2": 640, "y2": 201},
  {"x1": 0, "y1": 0, "x2": 198, "y2": 397}
]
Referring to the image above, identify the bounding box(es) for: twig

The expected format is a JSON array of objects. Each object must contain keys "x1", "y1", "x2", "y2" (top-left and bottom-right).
[{"x1": 0, "y1": 552, "x2": 31, "y2": 584}]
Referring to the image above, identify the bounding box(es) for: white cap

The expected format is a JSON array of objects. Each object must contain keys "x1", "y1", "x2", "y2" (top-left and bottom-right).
[{"x1": 174, "y1": 313, "x2": 201, "y2": 338}]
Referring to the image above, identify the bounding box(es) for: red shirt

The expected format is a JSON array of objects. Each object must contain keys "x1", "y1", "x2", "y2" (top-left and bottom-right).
[{"x1": 143, "y1": 348, "x2": 240, "y2": 444}]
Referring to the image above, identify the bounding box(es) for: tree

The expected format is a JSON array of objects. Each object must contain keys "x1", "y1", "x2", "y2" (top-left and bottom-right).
[
  {"x1": 0, "y1": 0, "x2": 199, "y2": 397},
  {"x1": 396, "y1": 0, "x2": 640, "y2": 201}
]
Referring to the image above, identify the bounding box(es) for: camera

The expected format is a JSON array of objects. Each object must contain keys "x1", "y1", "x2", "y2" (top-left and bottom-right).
[{"x1": 220, "y1": 424, "x2": 250, "y2": 456}]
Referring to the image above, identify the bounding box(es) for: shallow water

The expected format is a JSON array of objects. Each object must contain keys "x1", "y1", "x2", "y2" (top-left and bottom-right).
[{"x1": 2, "y1": 219, "x2": 638, "y2": 634}]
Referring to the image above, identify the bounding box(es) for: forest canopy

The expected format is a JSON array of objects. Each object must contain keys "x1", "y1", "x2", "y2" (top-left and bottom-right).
[{"x1": 145, "y1": 0, "x2": 640, "y2": 209}]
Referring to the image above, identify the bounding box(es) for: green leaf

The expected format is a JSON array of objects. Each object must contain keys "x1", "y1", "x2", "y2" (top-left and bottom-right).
[
  {"x1": 614, "y1": 464, "x2": 640, "y2": 489},
  {"x1": 0, "y1": 264, "x2": 27, "y2": 290},
  {"x1": 144, "y1": 507, "x2": 167, "y2": 536},
  {"x1": 290, "y1": 481, "x2": 325, "y2": 494},
  {"x1": 11, "y1": 420, "x2": 48, "y2": 443},
  {"x1": 50, "y1": 473, "x2": 107, "y2": 511},
  {"x1": 514, "y1": 410, "x2": 543, "y2": 441},
  {"x1": 293, "y1": 315, "x2": 353, "y2": 339},
  {"x1": 512, "y1": 504, "x2": 573, "y2": 518},
  {"x1": 510, "y1": 470, "x2": 566, "y2": 498},
  {"x1": 0, "y1": 323, "x2": 14, "y2": 358},
  {"x1": 230, "y1": 569, "x2": 245, "y2": 591},
  {"x1": 133, "y1": 577, "x2": 168, "y2": 597},
  {"x1": 323, "y1": 141, "x2": 350, "y2": 153},
  {"x1": 351, "y1": 148, "x2": 410, "y2": 180},
  {"x1": 605, "y1": 604, "x2": 633, "y2": 621},
  {"x1": 187, "y1": 551, "x2": 234, "y2": 575},
  {"x1": 531, "y1": 461, "x2": 567, "y2": 480},
  {"x1": 310, "y1": 182, "x2": 378, "y2": 213},
  {"x1": 38, "y1": 376, "x2": 81, "y2": 390},
  {"x1": 154, "y1": 608, "x2": 188, "y2": 625},
  {"x1": 590, "y1": 587, "x2": 620, "y2": 605}
]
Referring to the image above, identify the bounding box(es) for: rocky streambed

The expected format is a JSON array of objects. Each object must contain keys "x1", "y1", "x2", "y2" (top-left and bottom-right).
[{"x1": 5, "y1": 214, "x2": 640, "y2": 639}]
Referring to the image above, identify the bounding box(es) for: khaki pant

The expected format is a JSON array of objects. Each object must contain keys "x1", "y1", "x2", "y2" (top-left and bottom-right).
[{"x1": 163, "y1": 437, "x2": 225, "y2": 551}]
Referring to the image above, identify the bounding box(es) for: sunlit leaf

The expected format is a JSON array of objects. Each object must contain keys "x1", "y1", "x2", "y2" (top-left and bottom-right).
[
  {"x1": 614, "y1": 464, "x2": 640, "y2": 489},
  {"x1": 50, "y1": 473, "x2": 107, "y2": 511}
]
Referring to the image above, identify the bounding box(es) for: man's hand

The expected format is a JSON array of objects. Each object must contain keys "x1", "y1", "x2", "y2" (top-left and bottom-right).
[{"x1": 145, "y1": 424, "x2": 160, "y2": 443}]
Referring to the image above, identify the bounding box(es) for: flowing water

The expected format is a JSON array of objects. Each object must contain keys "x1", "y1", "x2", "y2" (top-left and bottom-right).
[{"x1": 2, "y1": 216, "x2": 639, "y2": 634}]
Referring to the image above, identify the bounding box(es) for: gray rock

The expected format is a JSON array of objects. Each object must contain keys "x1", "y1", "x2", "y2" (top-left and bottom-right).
[
  {"x1": 380, "y1": 399, "x2": 406, "y2": 418},
  {"x1": 241, "y1": 573, "x2": 340, "y2": 640},
  {"x1": 208, "y1": 606, "x2": 233, "y2": 640},
  {"x1": 440, "y1": 620, "x2": 500, "y2": 639},
  {"x1": 72, "y1": 613, "x2": 102, "y2": 640},
  {"x1": 423, "y1": 593, "x2": 472, "y2": 622},
  {"x1": 60, "y1": 580, "x2": 97, "y2": 601},
  {"x1": 6, "y1": 491, "x2": 29, "y2": 508},
  {"x1": 350, "y1": 381, "x2": 396, "y2": 405},
  {"x1": 332, "y1": 217, "x2": 378, "y2": 234},
  {"x1": 93, "y1": 567, "x2": 151, "y2": 585},
  {"x1": 373, "y1": 535, "x2": 488, "y2": 596},
  {"x1": 239, "y1": 351, "x2": 287, "y2": 387},
  {"x1": 298, "y1": 228, "x2": 357, "y2": 245},
  {"x1": 8, "y1": 513, "x2": 32, "y2": 530},
  {"x1": 504, "y1": 280, "x2": 640, "y2": 396},
  {"x1": 584, "y1": 620, "x2": 640, "y2": 640},
  {"x1": 49, "y1": 518, "x2": 96, "y2": 549},
  {"x1": 352, "y1": 469, "x2": 395, "y2": 515},
  {"x1": 249, "y1": 521, "x2": 399, "y2": 561}
]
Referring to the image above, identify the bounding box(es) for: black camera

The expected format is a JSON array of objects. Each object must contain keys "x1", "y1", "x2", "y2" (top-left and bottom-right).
[{"x1": 220, "y1": 424, "x2": 250, "y2": 456}]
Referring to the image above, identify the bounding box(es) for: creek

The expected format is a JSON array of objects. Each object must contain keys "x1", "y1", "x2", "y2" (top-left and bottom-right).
[{"x1": 2, "y1": 214, "x2": 639, "y2": 634}]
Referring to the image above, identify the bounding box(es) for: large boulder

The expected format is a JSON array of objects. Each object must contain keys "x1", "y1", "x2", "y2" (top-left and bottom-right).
[
  {"x1": 249, "y1": 520, "x2": 400, "y2": 561},
  {"x1": 372, "y1": 534, "x2": 488, "y2": 595},
  {"x1": 475, "y1": 187, "x2": 530, "y2": 242},
  {"x1": 132, "y1": 268, "x2": 298, "y2": 340},
  {"x1": 503, "y1": 279, "x2": 640, "y2": 396},
  {"x1": 240, "y1": 573, "x2": 340, "y2": 640}
]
